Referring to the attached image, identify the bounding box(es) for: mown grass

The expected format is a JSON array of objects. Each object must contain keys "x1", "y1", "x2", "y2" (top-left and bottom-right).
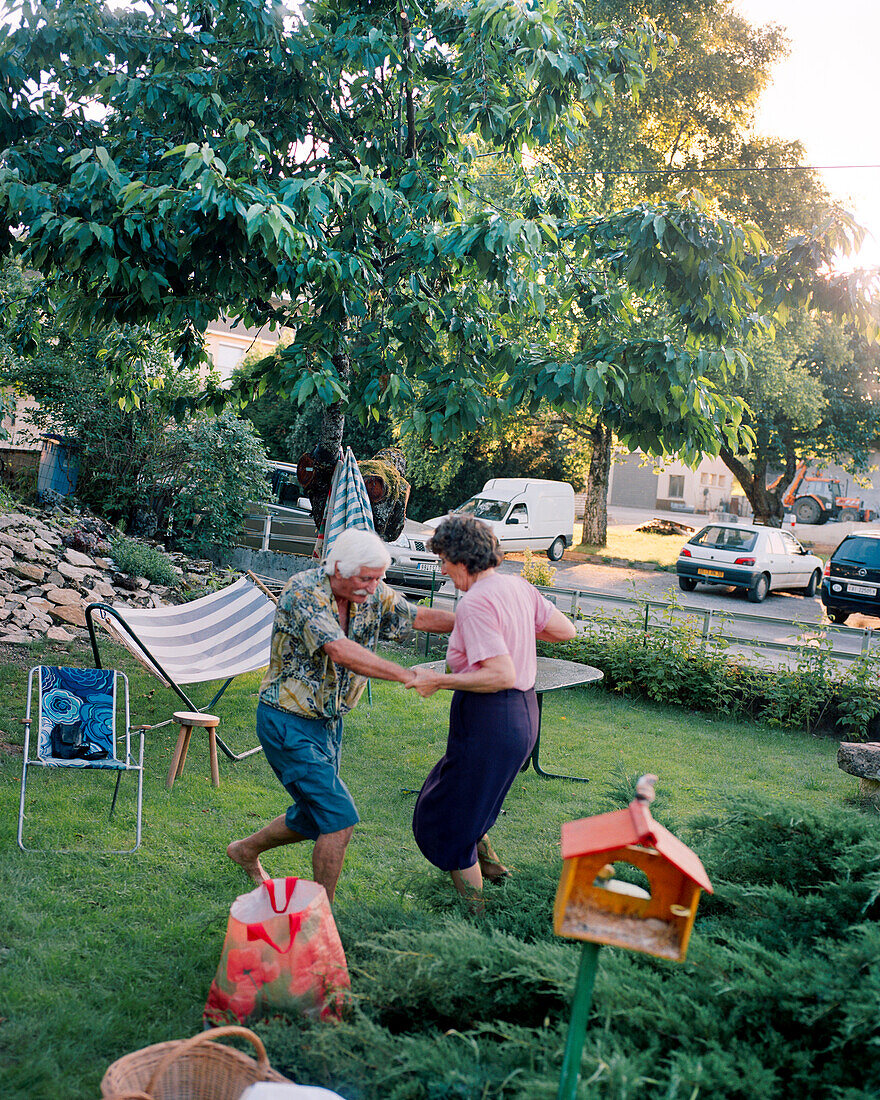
[
  {"x1": 0, "y1": 633, "x2": 862, "y2": 1099},
  {"x1": 573, "y1": 527, "x2": 693, "y2": 569}
]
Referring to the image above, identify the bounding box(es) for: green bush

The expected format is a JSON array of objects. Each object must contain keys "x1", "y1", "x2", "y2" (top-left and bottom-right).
[
  {"x1": 155, "y1": 410, "x2": 271, "y2": 553},
  {"x1": 109, "y1": 535, "x2": 179, "y2": 586},
  {"x1": 259, "y1": 796, "x2": 880, "y2": 1100},
  {"x1": 538, "y1": 604, "x2": 880, "y2": 741},
  {"x1": 520, "y1": 548, "x2": 558, "y2": 587}
]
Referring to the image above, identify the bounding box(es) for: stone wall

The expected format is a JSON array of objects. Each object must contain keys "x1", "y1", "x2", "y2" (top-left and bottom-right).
[{"x1": 0, "y1": 509, "x2": 208, "y2": 646}]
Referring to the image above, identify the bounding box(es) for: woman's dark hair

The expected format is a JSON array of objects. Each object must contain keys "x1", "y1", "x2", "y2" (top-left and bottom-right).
[{"x1": 428, "y1": 515, "x2": 503, "y2": 574}]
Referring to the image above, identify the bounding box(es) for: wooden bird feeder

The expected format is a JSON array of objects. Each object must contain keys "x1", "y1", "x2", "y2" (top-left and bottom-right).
[
  {"x1": 554, "y1": 775, "x2": 712, "y2": 961},
  {"x1": 553, "y1": 775, "x2": 713, "y2": 1100}
]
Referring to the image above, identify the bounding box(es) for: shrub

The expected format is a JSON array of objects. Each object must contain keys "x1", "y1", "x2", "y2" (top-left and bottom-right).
[
  {"x1": 109, "y1": 535, "x2": 179, "y2": 586},
  {"x1": 260, "y1": 796, "x2": 880, "y2": 1100},
  {"x1": 154, "y1": 410, "x2": 271, "y2": 553},
  {"x1": 538, "y1": 602, "x2": 880, "y2": 740},
  {"x1": 520, "y1": 548, "x2": 557, "y2": 587}
]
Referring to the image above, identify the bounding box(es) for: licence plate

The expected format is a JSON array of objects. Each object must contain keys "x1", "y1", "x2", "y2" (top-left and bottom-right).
[
  {"x1": 697, "y1": 569, "x2": 724, "y2": 578},
  {"x1": 416, "y1": 562, "x2": 440, "y2": 572},
  {"x1": 847, "y1": 583, "x2": 876, "y2": 596}
]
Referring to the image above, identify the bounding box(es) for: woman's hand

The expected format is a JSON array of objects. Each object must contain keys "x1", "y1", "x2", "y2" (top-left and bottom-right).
[{"x1": 406, "y1": 667, "x2": 444, "y2": 697}]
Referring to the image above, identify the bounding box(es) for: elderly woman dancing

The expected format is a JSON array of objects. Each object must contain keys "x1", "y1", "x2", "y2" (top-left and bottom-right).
[{"x1": 408, "y1": 514, "x2": 576, "y2": 906}]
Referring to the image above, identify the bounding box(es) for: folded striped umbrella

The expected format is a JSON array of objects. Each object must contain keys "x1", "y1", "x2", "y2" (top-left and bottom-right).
[{"x1": 320, "y1": 446, "x2": 375, "y2": 560}]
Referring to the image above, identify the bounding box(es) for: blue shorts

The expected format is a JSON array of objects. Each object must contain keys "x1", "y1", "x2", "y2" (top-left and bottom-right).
[{"x1": 256, "y1": 701, "x2": 360, "y2": 840}]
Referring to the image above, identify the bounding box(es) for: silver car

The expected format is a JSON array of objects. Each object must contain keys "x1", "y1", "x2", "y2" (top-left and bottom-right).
[{"x1": 676, "y1": 523, "x2": 823, "y2": 603}]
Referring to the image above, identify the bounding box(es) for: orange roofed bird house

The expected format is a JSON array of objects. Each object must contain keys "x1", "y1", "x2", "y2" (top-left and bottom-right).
[{"x1": 554, "y1": 792, "x2": 713, "y2": 962}]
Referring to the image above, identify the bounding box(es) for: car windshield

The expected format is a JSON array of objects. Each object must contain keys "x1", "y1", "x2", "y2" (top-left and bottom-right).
[
  {"x1": 455, "y1": 497, "x2": 509, "y2": 522},
  {"x1": 690, "y1": 526, "x2": 758, "y2": 552},
  {"x1": 833, "y1": 537, "x2": 880, "y2": 568}
]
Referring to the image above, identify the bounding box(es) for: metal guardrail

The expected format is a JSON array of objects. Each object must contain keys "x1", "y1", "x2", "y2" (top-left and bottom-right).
[{"x1": 533, "y1": 583, "x2": 879, "y2": 665}]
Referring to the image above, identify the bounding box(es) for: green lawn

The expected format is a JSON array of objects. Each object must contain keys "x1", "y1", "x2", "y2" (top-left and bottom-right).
[
  {"x1": 573, "y1": 527, "x2": 695, "y2": 569},
  {"x1": 572, "y1": 524, "x2": 835, "y2": 569},
  {"x1": 0, "y1": 634, "x2": 865, "y2": 1098}
]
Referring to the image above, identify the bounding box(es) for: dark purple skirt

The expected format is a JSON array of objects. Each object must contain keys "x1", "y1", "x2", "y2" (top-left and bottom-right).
[{"x1": 412, "y1": 688, "x2": 539, "y2": 871}]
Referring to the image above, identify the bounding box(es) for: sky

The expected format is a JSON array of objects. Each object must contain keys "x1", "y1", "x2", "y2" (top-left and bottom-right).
[{"x1": 733, "y1": 0, "x2": 880, "y2": 269}]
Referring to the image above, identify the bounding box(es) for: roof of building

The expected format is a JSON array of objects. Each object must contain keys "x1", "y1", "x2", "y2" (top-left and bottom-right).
[{"x1": 560, "y1": 798, "x2": 713, "y2": 893}]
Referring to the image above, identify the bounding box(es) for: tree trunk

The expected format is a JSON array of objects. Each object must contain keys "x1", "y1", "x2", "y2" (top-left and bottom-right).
[
  {"x1": 315, "y1": 351, "x2": 350, "y2": 462},
  {"x1": 580, "y1": 420, "x2": 612, "y2": 547},
  {"x1": 304, "y1": 351, "x2": 350, "y2": 533},
  {"x1": 719, "y1": 445, "x2": 796, "y2": 527}
]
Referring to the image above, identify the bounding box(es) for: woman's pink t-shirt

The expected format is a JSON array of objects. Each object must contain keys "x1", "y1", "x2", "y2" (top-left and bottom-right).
[{"x1": 445, "y1": 572, "x2": 557, "y2": 691}]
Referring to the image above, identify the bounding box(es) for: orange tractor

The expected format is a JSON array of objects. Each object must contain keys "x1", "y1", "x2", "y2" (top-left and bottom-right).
[{"x1": 772, "y1": 465, "x2": 874, "y2": 525}]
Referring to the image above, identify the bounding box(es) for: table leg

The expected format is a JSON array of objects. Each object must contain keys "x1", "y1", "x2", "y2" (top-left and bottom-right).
[{"x1": 522, "y1": 693, "x2": 590, "y2": 782}]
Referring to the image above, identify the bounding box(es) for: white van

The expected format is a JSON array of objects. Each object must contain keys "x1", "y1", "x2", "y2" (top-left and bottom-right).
[{"x1": 426, "y1": 478, "x2": 576, "y2": 560}]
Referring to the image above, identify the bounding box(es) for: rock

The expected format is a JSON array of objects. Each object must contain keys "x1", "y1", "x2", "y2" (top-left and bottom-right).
[
  {"x1": 25, "y1": 597, "x2": 52, "y2": 614},
  {"x1": 82, "y1": 585, "x2": 115, "y2": 605},
  {"x1": 47, "y1": 626, "x2": 76, "y2": 642},
  {"x1": 9, "y1": 561, "x2": 47, "y2": 584},
  {"x1": 48, "y1": 603, "x2": 87, "y2": 628},
  {"x1": 57, "y1": 561, "x2": 89, "y2": 582},
  {"x1": 44, "y1": 570, "x2": 65, "y2": 586},
  {"x1": 0, "y1": 532, "x2": 41, "y2": 560},
  {"x1": 0, "y1": 629, "x2": 33, "y2": 644},
  {"x1": 63, "y1": 547, "x2": 98, "y2": 568},
  {"x1": 113, "y1": 573, "x2": 140, "y2": 591},
  {"x1": 837, "y1": 741, "x2": 880, "y2": 803},
  {"x1": 43, "y1": 587, "x2": 85, "y2": 608}
]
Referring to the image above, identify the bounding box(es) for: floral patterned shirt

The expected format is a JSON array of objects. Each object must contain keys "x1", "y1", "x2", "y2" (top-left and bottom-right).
[{"x1": 259, "y1": 566, "x2": 418, "y2": 719}]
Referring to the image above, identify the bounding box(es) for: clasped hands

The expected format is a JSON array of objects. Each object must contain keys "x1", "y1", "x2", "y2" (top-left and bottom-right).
[{"x1": 403, "y1": 666, "x2": 443, "y2": 697}]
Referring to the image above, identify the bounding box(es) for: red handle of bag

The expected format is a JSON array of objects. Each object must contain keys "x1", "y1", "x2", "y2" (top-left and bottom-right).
[
  {"x1": 247, "y1": 910, "x2": 305, "y2": 954},
  {"x1": 262, "y1": 876, "x2": 298, "y2": 913}
]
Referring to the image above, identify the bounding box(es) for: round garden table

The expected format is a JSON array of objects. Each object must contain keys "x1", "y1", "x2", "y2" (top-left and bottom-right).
[{"x1": 412, "y1": 656, "x2": 603, "y2": 782}]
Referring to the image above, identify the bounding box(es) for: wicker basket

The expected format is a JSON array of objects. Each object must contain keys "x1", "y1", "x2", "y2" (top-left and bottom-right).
[{"x1": 100, "y1": 1025, "x2": 291, "y2": 1100}]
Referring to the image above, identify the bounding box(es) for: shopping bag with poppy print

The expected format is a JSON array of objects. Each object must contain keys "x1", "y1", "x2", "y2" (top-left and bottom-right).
[{"x1": 204, "y1": 877, "x2": 350, "y2": 1026}]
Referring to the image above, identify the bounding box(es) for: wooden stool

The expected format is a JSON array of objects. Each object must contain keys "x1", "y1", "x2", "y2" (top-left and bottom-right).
[{"x1": 166, "y1": 711, "x2": 221, "y2": 790}]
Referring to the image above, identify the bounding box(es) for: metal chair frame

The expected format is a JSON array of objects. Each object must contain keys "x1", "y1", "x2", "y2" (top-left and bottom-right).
[{"x1": 18, "y1": 666, "x2": 145, "y2": 853}]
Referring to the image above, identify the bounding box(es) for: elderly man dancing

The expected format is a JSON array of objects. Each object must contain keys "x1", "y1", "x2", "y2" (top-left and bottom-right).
[{"x1": 228, "y1": 528, "x2": 454, "y2": 901}]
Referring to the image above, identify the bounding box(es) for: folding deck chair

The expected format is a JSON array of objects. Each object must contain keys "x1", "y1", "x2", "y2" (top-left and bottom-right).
[
  {"x1": 18, "y1": 665, "x2": 144, "y2": 852},
  {"x1": 85, "y1": 577, "x2": 276, "y2": 762}
]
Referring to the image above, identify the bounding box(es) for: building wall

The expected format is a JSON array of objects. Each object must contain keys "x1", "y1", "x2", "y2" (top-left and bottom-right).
[
  {"x1": 609, "y1": 451, "x2": 749, "y2": 515},
  {"x1": 1, "y1": 390, "x2": 40, "y2": 451}
]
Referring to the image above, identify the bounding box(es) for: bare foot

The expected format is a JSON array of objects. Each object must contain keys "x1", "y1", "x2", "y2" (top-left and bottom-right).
[
  {"x1": 226, "y1": 839, "x2": 270, "y2": 886},
  {"x1": 477, "y1": 837, "x2": 511, "y2": 883}
]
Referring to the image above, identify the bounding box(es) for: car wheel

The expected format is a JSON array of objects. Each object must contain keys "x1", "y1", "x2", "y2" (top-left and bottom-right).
[
  {"x1": 547, "y1": 536, "x2": 566, "y2": 561},
  {"x1": 794, "y1": 498, "x2": 822, "y2": 524},
  {"x1": 802, "y1": 569, "x2": 821, "y2": 597},
  {"x1": 838, "y1": 508, "x2": 858, "y2": 522},
  {"x1": 748, "y1": 573, "x2": 770, "y2": 603},
  {"x1": 678, "y1": 576, "x2": 697, "y2": 592},
  {"x1": 827, "y1": 608, "x2": 849, "y2": 625}
]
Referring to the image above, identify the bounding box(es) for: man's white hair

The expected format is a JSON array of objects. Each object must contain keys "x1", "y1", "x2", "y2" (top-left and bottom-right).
[{"x1": 324, "y1": 528, "x2": 391, "y2": 577}]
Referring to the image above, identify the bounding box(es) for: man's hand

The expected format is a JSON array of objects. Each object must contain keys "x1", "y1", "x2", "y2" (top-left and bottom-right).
[{"x1": 405, "y1": 666, "x2": 443, "y2": 697}]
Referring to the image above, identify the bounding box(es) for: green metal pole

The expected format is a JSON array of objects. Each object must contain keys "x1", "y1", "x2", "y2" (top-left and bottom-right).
[{"x1": 557, "y1": 942, "x2": 601, "y2": 1100}]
